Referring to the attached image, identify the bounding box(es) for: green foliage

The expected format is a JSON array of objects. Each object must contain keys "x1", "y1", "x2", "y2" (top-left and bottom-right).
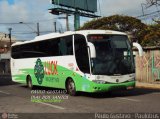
[
  {"x1": 142, "y1": 24, "x2": 160, "y2": 47},
  {"x1": 80, "y1": 15, "x2": 160, "y2": 47},
  {"x1": 80, "y1": 15, "x2": 148, "y2": 44}
]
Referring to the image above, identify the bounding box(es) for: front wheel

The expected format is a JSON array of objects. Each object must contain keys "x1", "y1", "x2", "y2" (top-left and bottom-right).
[{"x1": 66, "y1": 78, "x2": 77, "y2": 96}]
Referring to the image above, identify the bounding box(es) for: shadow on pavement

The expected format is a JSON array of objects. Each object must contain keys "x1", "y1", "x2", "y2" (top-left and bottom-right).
[
  {"x1": 0, "y1": 75, "x2": 17, "y2": 86},
  {"x1": 20, "y1": 84, "x2": 160, "y2": 99},
  {"x1": 78, "y1": 88, "x2": 160, "y2": 98}
]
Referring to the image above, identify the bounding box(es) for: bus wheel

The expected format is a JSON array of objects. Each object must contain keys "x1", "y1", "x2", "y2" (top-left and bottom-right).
[
  {"x1": 27, "y1": 76, "x2": 33, "y2": 89},
  {"x1": 66, "y1": 78, "x2": 77, "y2": 96}
]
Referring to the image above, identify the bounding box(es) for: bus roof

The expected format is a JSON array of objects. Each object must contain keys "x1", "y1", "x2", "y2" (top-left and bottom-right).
[{"x1": 12, "y1": 30, "x2": 127, "y2": 47}]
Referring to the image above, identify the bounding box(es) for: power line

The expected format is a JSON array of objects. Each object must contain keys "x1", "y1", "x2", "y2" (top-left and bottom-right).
[
  {"x1": 0, "y1": 18, "x2": 58, "y2": 24},
  {"x1": 12, "y1": 31, "x2": 53, "y2": 34},
  {"x1": 137, "y1": 10, "x2": 160, "y2": 18},
  {"x1": 0, "y1": 16, "x2": 67, "y2": 26},
  {"x1": 12, "y1": 32, "x2": 35, "y2": 34},
  {"x1": 0, "y1": 22, "x2": 33, "y2": 25},
  {"x1": 138, "y1": 0, "x2": 160, "y2": 22}
]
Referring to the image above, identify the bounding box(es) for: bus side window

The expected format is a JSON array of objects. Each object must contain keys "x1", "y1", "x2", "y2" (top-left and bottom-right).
[
  {"x1": 59, "y1": 35, "x2": 73, "y2": 56},
  {"x1": 74, "y1": 34, "x2": 90, "y2": 73},
  {"x1": 11, "y1": 46, "x2": 20, "y2": 59}
]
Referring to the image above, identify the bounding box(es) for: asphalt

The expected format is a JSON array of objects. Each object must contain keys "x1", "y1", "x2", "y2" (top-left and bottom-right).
[{"x1": 0, "y1": 75, "x2": 160, "y2": 119}]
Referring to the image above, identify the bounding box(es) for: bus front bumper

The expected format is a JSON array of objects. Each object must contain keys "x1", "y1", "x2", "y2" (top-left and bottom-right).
[{"x1": 80, "y1": 81, "x2": 135, "y2": 93}]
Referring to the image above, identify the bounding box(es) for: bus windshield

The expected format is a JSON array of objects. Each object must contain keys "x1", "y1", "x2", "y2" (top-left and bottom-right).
[{"x1": 88, "y1": 34, "x2": 135, "y2": 75}]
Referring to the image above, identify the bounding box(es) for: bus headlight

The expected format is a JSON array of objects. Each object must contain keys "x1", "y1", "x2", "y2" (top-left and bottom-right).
[{"x1": 92, "y1": 80, "x2": 106, "y2": 84}]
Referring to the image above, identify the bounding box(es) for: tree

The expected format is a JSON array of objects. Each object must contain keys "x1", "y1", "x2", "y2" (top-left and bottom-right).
[
  {"x1": 80, "y1": 15, "x2": 148, "y2": 44},
  {"x1": 142, "y1": 24, "x2": 160, "y2": 46}
]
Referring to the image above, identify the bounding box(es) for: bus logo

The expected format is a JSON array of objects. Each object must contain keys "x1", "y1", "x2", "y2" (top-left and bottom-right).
[
  {"x1": 34, "y1": 58, "x2": 45, "y2": 85},
  {"x1": 1, "y1": 113, "x2": 8, "y2": 119}
]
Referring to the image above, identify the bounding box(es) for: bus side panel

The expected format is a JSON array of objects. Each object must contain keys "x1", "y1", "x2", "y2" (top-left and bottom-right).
[
  {"x1": 11, "y1": 58, "x2": 28, "y2": 84},
  {"x1": 11, "y1": 56, "x2": 82, "y2": 89},
  {"x1": 10, "y1": 56, "x2": 99, "y2": 92}
]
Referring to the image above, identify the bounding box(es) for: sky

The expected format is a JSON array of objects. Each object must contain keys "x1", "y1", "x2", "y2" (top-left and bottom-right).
[{"x1": 0, "y1": 0, "x2": 159, "y2": 40}]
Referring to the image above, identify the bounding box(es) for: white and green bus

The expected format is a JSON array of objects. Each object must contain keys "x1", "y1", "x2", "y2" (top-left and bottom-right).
[{"x1": 11, "y1": 30, "x2": 142, "y2": 96}]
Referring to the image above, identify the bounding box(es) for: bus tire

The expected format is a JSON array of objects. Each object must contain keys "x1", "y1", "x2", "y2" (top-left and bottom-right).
[
  {"x1": 66, "y1": 78, "x2": 77, "y2": 96},
  {"x1": 26, "y1": 75, "x2": 33, "y2": 89}
]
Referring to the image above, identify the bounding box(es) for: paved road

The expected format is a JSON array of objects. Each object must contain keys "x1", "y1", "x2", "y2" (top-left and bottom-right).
[{"x1": 0, "y1": 76, "x2": 160, "y2": 119}]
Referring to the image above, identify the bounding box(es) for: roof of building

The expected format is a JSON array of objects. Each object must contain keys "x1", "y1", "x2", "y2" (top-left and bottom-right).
[{"x1": 0, "y1": 32, "x2": 16, "y2": 41}]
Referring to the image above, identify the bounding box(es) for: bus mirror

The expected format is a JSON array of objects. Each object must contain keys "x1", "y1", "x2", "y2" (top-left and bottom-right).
[
  {"x1": 88, "y1": 42, "x2": 96, "y2": 58},
  {"x1": 133, "y1": 42, "x2": 143, "y2": 57}
]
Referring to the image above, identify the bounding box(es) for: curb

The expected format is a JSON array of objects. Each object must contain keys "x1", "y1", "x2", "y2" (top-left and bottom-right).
[{"x1": 136, "y1": 82, "x2": 160, "y2": 90}]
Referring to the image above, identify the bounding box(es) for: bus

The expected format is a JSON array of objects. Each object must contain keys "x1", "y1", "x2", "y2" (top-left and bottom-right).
[{"x1": 11, "y1": 30, "x2": 143, "y2": 96}]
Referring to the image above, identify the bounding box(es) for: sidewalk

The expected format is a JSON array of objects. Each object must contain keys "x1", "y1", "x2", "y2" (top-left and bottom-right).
[{"x1": 136, "y1": 81, "x2": 160, "y2": 90}]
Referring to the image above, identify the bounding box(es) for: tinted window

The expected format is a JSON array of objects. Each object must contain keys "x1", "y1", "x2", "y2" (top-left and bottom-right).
[
  {"x1": 11, "y1": 35, "x2": 73, "y2": 59},
  {"x1": 74, "y1": 34, "x2": 90, "y2": 73},
  {"x1": 59, "y1": 35, "x2": 73, "y2": 55},
  {"x1": 88, "y1": 34, "x2": 134, "y2": 75}
]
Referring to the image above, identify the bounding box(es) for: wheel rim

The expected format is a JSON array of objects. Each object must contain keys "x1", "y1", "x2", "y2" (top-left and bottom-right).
[
  {"x1": 68, "y1": 80, "x2": 75, "y2": 94},
  {"x1": 27, "y1": 77, "x2": 32, "y2": 88},
  {"x1": 28, "y1": 80, "x2": 32, "y2": 88}
]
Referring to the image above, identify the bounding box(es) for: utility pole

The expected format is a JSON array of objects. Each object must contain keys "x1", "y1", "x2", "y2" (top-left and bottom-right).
[
  {"x1": 37, "y1": 23, "x2": 40, "y2": 36},
  {"x1": 54, "y1": 21, "x2": 57, "y2": 32},
  {"x1": 66, "y1": 14, "x2": 70, "y2": 31},
  {"x1": 8, "y1": 28, "x2": 12, "y2": 48},
  {"x1": 74, "y1": 9, "x2": 80, "y2": 31}
]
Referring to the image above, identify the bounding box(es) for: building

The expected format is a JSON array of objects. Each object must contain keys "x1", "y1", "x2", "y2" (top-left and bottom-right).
[{"x1": 0, "y1": 32, "x2": 16, "y2": 74}]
